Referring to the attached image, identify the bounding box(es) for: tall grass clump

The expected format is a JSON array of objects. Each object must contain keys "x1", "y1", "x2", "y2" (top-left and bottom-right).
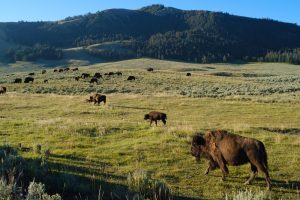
[
  {"x1": 127, "y1": 169, "x2": 173, "y2": 200},
  {"x1": 225, "y1": 189, "x2": 271, "y2": 200}
]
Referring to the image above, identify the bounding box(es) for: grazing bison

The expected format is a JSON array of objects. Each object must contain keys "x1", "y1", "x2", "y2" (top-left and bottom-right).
[
  {"x1": 127, "y1": 76, "x2": 136, "y2": 81},
  {"x1": 64, "y1": 67, "x2": 70, "y2": 71},
  {"x1": 116, "y1": 71, "x2": 122, "y2": 76},
  {"x1": 144, "y1": 111, "x2": 167, "y2": 126},
  {"x1": 90, "y1": 77, "x2": 98, "y2": 84},
  {"x1": 14, "y1": 78, "x2": 22, "y2": 83},
  {"x1": 58, "y1": 69, "x2": 64, "y2": 72},
  {"x1": 28, "y1": 72, "x2": 35, "y2": 76},
  {"x1": 93, "y1": 94, "x2": 106, "y2": 105},
  {"x1": 86, "y1": 96, "x2": 94, "y2": 103},
  {"x1": 108, "y1": 72, "x2": 115, "y2": 76},
  {"x1": 75, "y1": 76, "x2": 80, "y2": 81},
  {"x1": 44, "y1": 79, "x2": 48, "y2": 83},
  {"x1": 72, "y1": 67, "x2": 79, "y2": 71},
  {"x1": 191, "y1": 130, "x2": 271, "y2": 190},
  {"x1": 42, "y1": 70, "x2": 47, "y2": 74},
  {"x1": 94, "y1": 73, "x2": 102, "y2": 78},
  {"x1": 81, "y1": 73, "x2": 90, "y2": 79},
  {"x1": 24, "y1": 77, "x2": 34, "y2": 83},
  {"x1": 186, "y1": 73, "x2": 191, "y2": 76},
  {"x1": 147, "y1": 67, "x2": 154, "y2": 72},
  {"x1": 0, "y1": 86, "x2": 7, "y2": 94},
  {"x1": 54, "y1": 69, "x2": 58, "y2": 72}
]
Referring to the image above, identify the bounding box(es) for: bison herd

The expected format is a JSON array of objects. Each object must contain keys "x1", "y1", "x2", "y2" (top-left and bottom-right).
[{"x1": 0, "y1": 65, "x2": 273, "y2": 190}]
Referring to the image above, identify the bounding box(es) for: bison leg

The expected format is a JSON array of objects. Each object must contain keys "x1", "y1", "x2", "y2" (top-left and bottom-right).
[
  {"x1": 162, "y1": 119, "x2": 167, "y2": 125},
  {"x1": 150, "y1": 120, "x2": 153, "y2": 126},
  {"x1": 204, "y1": 160, "x2": 219, "y2": 175},
  {"x1": 155, "y1": 120, "x2": 158, "y2": 126},
  {"x1": 244, "y1": 164, "x2": 258, "y2": 185},
  {"x1": 254, "y1": 162, "x2": 271, "y2": 190}
]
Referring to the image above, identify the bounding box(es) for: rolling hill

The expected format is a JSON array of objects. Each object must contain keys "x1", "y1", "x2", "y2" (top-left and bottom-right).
[{"x1": 1, "y1": 4, "x2": 300, "y2": 63}]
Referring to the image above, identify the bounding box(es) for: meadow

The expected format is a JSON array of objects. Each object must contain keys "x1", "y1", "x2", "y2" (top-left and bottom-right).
[{"x1": 0, "y1": 58, "x2": 300, "y2": 199}]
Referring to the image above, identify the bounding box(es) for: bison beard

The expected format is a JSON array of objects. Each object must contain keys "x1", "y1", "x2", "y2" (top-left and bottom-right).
[{"x1": 191, "y1": 130, "x2": 271, "y2": 190}]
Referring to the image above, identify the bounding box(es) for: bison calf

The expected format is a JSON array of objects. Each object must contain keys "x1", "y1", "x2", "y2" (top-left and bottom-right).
[
  {"x1": 191, "y1": 130, "x2": 271, "y2": 190},
  {"x1": 144, "y1": 111, "x2": 167, "y2": 126}
]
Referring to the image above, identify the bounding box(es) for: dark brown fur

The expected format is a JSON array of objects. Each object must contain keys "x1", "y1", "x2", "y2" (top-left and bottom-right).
[
  {"x1": 94, "y1": 73, "x2": 102, "y2": 78},
  {"x1": 28, "y1": 72, "x2": 35, "y2": 76},
  {"x1": 81, "y1": 73, "x2": 90, "y2": 79},
  {"x1": 24, "y1": 77, "x2": 34, "y2": 83},
  {"x1": 144, "y1": 111, "x2": 167, "y2": 126},
  {"x1": 191, "y1": 130, "x2": 271, "y2": 189},
  {"x1": 186, "y1": 73, "x2": 191, "y2": 76},
  {"x1": 127, "y1": 76, "x2": 136, "y2": 81},
  {"x1": 93, "y1": 94, "x2": 106, "y2": 105},
  {"x1": 14, "y1": 78, "x2": 22, "y2": 83},
  {"x1": 90, "y1": 77, "x2": 98, "y2": 84},
  {"x1": 44, "y1": 80, "x2": 48, "y2": 83},
  {"x1": 147, "y1": 68, "x2": 154, "y2": 72},
  {"x1": 0, "y1": 86, "x2": 7, "y2": 94}
]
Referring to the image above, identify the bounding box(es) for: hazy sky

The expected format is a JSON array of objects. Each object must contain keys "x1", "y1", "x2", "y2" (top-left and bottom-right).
[{"x1": 0, "y1": 0, "x2": 299, "y2": 24}]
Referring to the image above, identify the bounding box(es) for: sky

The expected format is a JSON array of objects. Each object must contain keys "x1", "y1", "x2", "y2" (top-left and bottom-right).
[{"x1": 0, "y1": 0, "x2": 299, "y2": 25}]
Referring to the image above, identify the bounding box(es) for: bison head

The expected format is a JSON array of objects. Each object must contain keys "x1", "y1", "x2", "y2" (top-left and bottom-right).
[
  {"x1": 191, "y1": 135, "x2": 206, "y2": 161},
  {"x1": 144, "y1": 114, "x2": 150, "y2": 120}
]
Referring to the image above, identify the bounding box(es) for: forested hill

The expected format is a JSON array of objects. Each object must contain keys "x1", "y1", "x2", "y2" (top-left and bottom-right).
[{"x1": 1, "y1": 4, "x2": 300, "y2": 62}]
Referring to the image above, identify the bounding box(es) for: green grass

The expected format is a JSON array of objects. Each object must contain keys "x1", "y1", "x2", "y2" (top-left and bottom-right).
[{"x1": 0, "y1": 58, "x2": 300, "y2": 199}]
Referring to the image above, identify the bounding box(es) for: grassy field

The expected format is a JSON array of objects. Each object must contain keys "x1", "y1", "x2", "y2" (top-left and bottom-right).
[{"x1": 0, "y1": 58, "x2": 300, "y2": 199}]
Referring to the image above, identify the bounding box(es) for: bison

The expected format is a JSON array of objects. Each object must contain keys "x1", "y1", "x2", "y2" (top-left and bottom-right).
[
  {"x1": 116, "y1": 71, "x2": 122, "y2": 76},
  {"x1": 14, "y1": 78, "x2": 22, "y2": 83},
  {"x1": 191, "y1": 130, "x2": 271, "y2": 190},
  {"x1": 42, "y1": 70, "x2": 47, "y2": 74},
  {"x1": 144, "y1": 111, "x2": 167, "y2": 126},
  {"x1": 72, "y1": 68, "x2": 79, "y2": 71},
  {"x1": 58, "y1": 69, "x2": 64, "y2": 73},
  {"x1": 186, "y1": 73, "x2": 191, "y2": 76},
  {"x1": 28, "y1": 72, "x2": 35, "y2": 76},
  {"x1": 127, "y1": 76, "x2": 136, "y2": 81},
  {"x1": 24, "y1": 77, "x2": 34, "y2": 83},
  {"x1": 64, "y1": 67, "x2": 70, "y2": 72},
  {"x1": 94, "y1": 73, "x2": 102, "y2": 78},
  {"x1": 90, "y1": 77, "x2": 98, "y2": 84},
  {"x1": 44, "y1": 79, "x2": 48, "y2": 83},
  {"x1": 93, "y1": 94, "x2": 106, "y2": 105},
  {"x1": 54, "y1": 69, "x2": 58, "y2": 72},
  {"x1": 81, "y1": 73, "x2": 90, "y2": 79},
  {"x1": 147, "y1": 67, "x2": 154, "y2": 72},
  {"x1": 0, "y1": 86, "x2": 7, "y2": 94},
  {"x1": 75, "y1": 76, "x2": 80, "y2": 81},
  {"x1": 86, "y1": 96, "x2": 94, "y2": 103}
]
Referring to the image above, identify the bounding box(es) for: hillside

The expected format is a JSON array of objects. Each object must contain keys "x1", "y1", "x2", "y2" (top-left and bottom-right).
[{"x1": 1, "y1": 5, "x2": 300, "y2": 63}]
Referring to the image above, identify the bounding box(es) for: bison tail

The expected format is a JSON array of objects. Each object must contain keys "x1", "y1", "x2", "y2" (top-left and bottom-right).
[{"x1": 260, "y1": 142, "x2": 269, "y2": 170}]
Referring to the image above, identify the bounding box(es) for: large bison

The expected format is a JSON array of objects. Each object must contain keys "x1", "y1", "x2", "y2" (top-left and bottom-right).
[
  {"x1": 24, "y1": 77, "x2": 34, "y2": 83},
  {"x1": 81, "y1": 73, "x2": 90, "y2": 79},
  {"x1": 0, "y1": 86, "x2": 7, "y2": 94},
  {"x1": 144, "y1": 111, "x2": 167, "y2": 126},
  {"x1": 94, "y1": 73, "x2": 102, "y2": 78},
  {"x1": 191, "y1": 130, "x2": 271, "y2": 190},
  {"x1": 14, "y1": 78, "x2": 22, "y2": 83},
  {"x1": 93, "y1": 94, "x2": 106, "y2": 105}
]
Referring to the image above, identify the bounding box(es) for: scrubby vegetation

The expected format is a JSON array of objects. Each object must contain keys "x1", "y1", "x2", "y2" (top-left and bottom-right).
[{"x1": 0, "y1": 58, "x2": 300, "y2": 199}]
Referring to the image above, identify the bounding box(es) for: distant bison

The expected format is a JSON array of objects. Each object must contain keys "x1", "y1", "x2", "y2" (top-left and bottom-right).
[
  {"x1": 42, "y1": 70, "x2": 47, "y2": 74},
  {"x1": 72, "y1": 68, "x2": 79, "y2": 71},
  {"x1": 58, "y1": 69, "x2": 64, "y2": 72},
  {"x1": 54, "y1": 69, "x2": 58, "y2": 72},
  {"x1": 90, "y1": 77, "x2": 98, "y2": 84},
  {"x1": 44, "y1": 79, "x2": 48, "y2": 83},
  {"x1": 0, "y1": 86, "x2": 7, "y2": 94},
  {"x1": 81, "y1": 73, "x2": 90, "y2": 79},
  {"x1": 64, "y1": 67, "x2": 70, "y2": 71},
  {"x1": 24, "y1": 77, "x2": 34, "y2": 83},
  {"x1": 147, "y1": 67, "x2": 154, "y2": 72},
  {"x1": 127, "y1": 76, "x2": 136, "y2": 81},
  {"x1": 28, "y1": 72, "x2": 35, "y2": 76},
  {"x1": 93, "y1": 94, "x2": 106, "y2": 105},
  {"x1": 108, "y1": 72, "x2": 115, "y2": 76},
  {"x1": 116, "y1": 71, "x2": 122, "y2": 76},
  {"x1": 186, "y1": 73, "x2": 191, "y2": 76},
  {"x1": 94, "y1": 73, "x2": 102, "y2": 78},
  {"x1": 144, "y1": 111, "x2": 167, "y2": 126},
  {"x1": 75, "y1": 76, "x2": 80, "y2": 81},
  {"x1": 86, "y1": 96, "x2": 94, "y2": 103},
  {"x1": 191, "y1": 130, "x2": 271, "y2": 190},
  {"x1": 14, "y1": 78, "x2": 22, "y2": 83}
]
